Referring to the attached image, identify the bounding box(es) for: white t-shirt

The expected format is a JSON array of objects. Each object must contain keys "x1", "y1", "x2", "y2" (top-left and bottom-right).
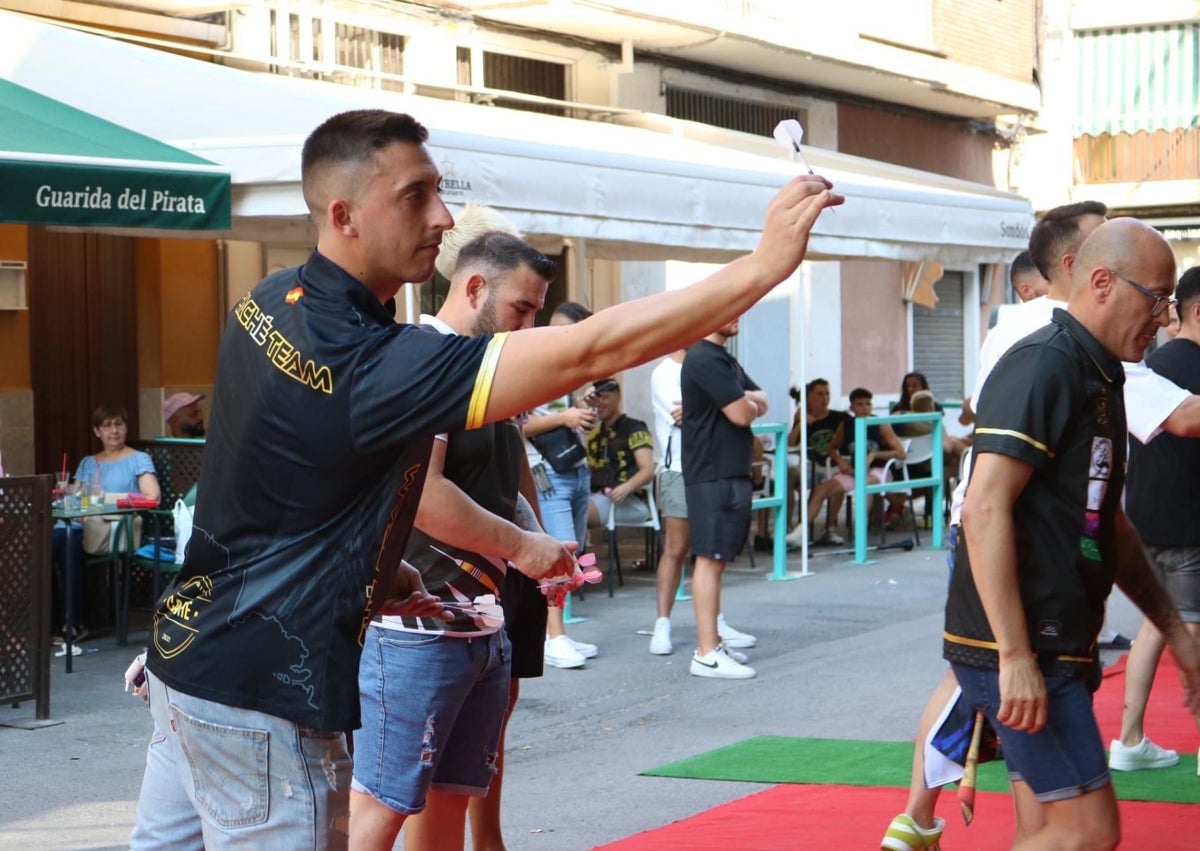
[
  {"x1": 651, "y1": 357, "x2": 684, "y2": 474},
  {"x1": 951, "y1": 299, "x2": 1191, "y2": 524}
]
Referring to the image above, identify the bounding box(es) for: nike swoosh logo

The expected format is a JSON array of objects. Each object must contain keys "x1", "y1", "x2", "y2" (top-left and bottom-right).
[{"x1": 693, "y1": 657, "x2": 719, "y2": 668}]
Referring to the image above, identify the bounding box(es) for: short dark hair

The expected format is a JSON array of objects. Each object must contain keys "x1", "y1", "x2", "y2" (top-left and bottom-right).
[
  {"x1": 792, "y1": 377, "x2": 828, "y2": 402},
  {"x1": 849, "y1": 387, "x2": 873, "y2": 404},
  {"x1": 91, "y1": 405, "x2": 128, "y2": 429},
  {"x1": 593, "y1": 378, "x2": 620, "y2": 394},
  {"x1": 1009, "y1": 250, "x2": 1039, "y2": 285},
  {"x1": 1028, "y1": 201, "x2": 1107, "y2": 279},
  {"x1": 551, "y1": 301, "x2": 592, "y2": 324},
  {"x1": 1178, "y1": 266, "x2": 1200, "y2": 322},
  {"x1": 455, "y1": 232, "x2": 557, "y2": 283},
  {"x1": 300, "y1": 110, "x2": 428, "y2": 212}
]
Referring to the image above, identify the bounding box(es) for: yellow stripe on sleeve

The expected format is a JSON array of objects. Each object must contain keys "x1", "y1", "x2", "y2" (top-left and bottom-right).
[
  {"x1": 466, "y1": 332, "x2": 508, "y2": 430},
  {"x1": 974, "y1": 428, "x2": 1055, "y2": 459}
]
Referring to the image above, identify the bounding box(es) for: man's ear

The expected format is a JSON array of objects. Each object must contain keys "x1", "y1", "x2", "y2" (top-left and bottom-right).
[
  {"x1": 329, "y1": 199, "x2": 356, "y2": 237},
  {"x1": 464, "y1": 273, "x2": 488, "y2": 306},
  {"x1": 1090, "y1": 266, "x2": 1115, "y2": 302}
]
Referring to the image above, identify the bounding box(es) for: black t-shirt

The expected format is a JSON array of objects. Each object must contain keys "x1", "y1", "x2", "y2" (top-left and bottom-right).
[
  {"x1": 147, "y1": 251, "x2": 506, "y2": 731},
  {"x1": 1127, "y1": 338, "x2": 1200, "y2": 546},
  {"x1": 587, "y1": 414, "x2": 653, "y2": 495},
  {"x1": 681, "y1": 339, "x2": 760, "y2": 483},
  {"x1": 806, "y1": 410, "x2": 848, "y2": 463},
  {"x1": 397, "y1": 418, "x2": 525, "y2": 634},
  {"x1": 944, "y1": 309, "x2": 1126, "y2": 682},
  {"x1": 841, "y1": 421, "x2": 888, "y2": 469}
]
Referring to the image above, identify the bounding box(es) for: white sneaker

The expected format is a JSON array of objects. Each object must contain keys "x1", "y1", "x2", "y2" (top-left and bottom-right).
[
  {"x1": 1108, "y1": 736, "x2": 1179, "y2": 771},
  {"x1": 544, "y1": 635, "x2": 586, "y2": 669},
  {"x1": 717, "y1": 613, "x2": 757, "y2": 649},
  {"x1": 690, "y1": 645, "x2": 756, "y2": 679},
  {"x1": 566, "y1": 636, "x2": 598, "y2": 659},
  {"x1": 723, "y1": 643, "x2": 750, "y2": 664},
  {"x1": 817, "y1": 529, "x2": 845, "y2": 546},
  {"x1": 649, "y1": 617, "x2": 673, "y2": 655},
  {"x1": 785, "y1": 527, "x2": 807, "y2": 548}
]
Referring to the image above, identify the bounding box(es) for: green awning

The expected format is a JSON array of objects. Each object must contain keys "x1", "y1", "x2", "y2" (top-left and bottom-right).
[{"x1": 0, "y1": 78, "x2": 230, "y2": 230}]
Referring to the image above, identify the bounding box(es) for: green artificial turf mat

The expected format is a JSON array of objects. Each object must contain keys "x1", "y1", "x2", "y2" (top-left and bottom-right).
[{"x1": 641, "y1": 736, "x2": 1200, "y2": 804}]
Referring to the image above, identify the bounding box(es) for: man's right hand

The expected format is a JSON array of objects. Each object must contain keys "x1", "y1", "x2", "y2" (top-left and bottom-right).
[
  {"x1": 996, "y1": 653, "x2": 1048, "y2": 733},
  {"x1": 749, "y1": 175, "x2": 844, "y2": 287},
  {"x1": 562, "y1": 406, "x2": 597, "y2": 431},
  {"x1": 511, "y1": 530, "x2": 578, "y2": 581}
]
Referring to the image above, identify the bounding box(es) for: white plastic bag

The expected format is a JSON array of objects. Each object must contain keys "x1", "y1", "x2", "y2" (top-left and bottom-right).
[{"x1": 173, "y1": 498, "x2": 193, "y2": 565}]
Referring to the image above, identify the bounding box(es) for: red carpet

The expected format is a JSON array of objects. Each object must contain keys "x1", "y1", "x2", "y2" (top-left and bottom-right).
[
  {"x1": 596, "y1": 784, "x2": 1198, "y2": 850},
  {"x1": 1094, "y1": 651, "x2": 1200, "y2": 754}
]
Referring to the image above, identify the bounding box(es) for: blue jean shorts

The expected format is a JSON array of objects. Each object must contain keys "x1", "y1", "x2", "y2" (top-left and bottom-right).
[
  {"x1": 352, "y1": 625, "x2": 511, "y2": 814},
  {"x1": 951, "y1": 664, "x2": 1110, "y2": 803}
]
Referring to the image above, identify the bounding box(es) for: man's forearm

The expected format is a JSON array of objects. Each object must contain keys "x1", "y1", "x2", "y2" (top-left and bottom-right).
[
  {"x1": 1113, "y1": 518, "x2": 1187, "y2": 640},
  {"x1": 1164, "y1": 395, "x2": 1200, "y2": 438},
  {"x1": 962, "y1": 499, "x2": 1033, "y2": 660},
  {"x1": 415, "y1": 475, "x2": 525, "y2": 562}
]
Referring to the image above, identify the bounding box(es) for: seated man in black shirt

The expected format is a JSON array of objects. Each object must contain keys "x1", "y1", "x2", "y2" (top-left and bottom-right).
[
  {"x1": 803, "y1": 387, "x2": 906, "y2": 541},
  {"x1": 585, "y1": 378, "x2": 655, "y2": 527},
  {"x1": 786, "y1": 377, "x2": 849, "y2": 546}
]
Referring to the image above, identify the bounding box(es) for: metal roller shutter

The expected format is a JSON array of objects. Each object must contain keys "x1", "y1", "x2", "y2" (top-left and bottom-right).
[{"x1": 912, "y1": 270, "x2": 965, "y2": 400}]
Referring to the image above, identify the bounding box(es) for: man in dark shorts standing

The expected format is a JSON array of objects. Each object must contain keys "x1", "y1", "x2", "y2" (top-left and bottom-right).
[
  {"x1": 130, "y1": 108, "x2": 843, "y2": 848},
  {"x1": 945, "y1": 218, "x2": 1200, "y2": 846},
  {"x1": 681, "y1": 317, "x2": 767, "y2": 679}
]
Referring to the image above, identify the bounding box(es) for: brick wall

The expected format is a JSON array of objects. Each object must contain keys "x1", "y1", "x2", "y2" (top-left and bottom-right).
[{"x1": 934, "y1": 0, "x2": 1038, "y2": 83}]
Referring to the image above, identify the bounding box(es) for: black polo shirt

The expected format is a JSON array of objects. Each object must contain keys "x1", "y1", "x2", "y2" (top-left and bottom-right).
[
  {"x1": 395, "y1": 417, "x2": 526, "y2": 634},
  {"x1": 681, "y1": 339, "x2": 760, "y2": 484},
  {"x1": 147, "y1": 251, "x2": 508, "y2": 731},
  {"x1": 1127, "y1": 338, "x2": 1200, "y2": 546},
  {"x1": 944, "y1": 309, "x2": 1126, "y2": 681},
  {"x1": 587, "y1": 413, "x2": 653, "y2": 495}
]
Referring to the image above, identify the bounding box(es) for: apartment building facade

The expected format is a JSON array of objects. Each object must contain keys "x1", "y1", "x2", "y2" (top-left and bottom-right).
[{"x1": 0, "y1": 0, "x2": 1041, "y2": 471}]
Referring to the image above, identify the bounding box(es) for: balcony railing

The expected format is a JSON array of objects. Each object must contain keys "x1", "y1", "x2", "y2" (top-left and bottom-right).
[{"x1": 1074, "y1": 127, "x2": 1200, "y2": 184}]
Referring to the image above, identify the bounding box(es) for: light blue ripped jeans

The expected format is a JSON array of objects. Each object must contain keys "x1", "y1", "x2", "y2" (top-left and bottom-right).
[{"x1": 130, "y1": 672, "x2": 351, "y2": 850}]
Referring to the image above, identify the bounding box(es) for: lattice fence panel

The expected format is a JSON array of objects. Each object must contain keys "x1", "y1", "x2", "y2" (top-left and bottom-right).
[{"x1": 0, "y1": 475, "x2": 52, "y2": 717}]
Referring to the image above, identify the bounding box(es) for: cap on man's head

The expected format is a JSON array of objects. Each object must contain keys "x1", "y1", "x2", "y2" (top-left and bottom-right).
[
  {"x1": 593, "y1": 378, "x2": 620, "y2": 394},
  {"x1": 163, "y1": 392, "x2": 204, "y2": 422}
]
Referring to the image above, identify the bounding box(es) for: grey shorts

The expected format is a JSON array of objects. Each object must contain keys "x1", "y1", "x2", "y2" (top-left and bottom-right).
[
  {"x1": 657, "y1": 470, "x2": 687, "y2": 519},
  {"x1": 1145, "y1": 544, "x2": 1200, "y2": 622}
]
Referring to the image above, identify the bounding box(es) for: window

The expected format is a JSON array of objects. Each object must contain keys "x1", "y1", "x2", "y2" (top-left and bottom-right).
[
  {"x1": 457, "y1": 49, "x2": 568, "y2": 116},
  {"x1": 665, "y1": 87, "x2": 806, "y2": 137}
]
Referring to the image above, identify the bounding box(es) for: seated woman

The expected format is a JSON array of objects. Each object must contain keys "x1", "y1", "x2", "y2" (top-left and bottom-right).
[
  {"x1": 888, "y1": 374, "x2": 969, "y2": 525},
  {"x1": 53, "y1": 405, "x2": 161, "y2": 643}
]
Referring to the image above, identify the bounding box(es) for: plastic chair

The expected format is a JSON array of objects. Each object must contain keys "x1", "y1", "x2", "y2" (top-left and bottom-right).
[
  {"x1": 891, "y1": 434, "x2": 935, "y2": 547},
  {"x1": 604, "y1": 487, "x2": 661, "y2": 597}
]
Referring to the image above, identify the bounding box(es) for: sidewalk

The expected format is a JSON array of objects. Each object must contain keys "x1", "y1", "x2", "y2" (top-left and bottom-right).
[{"x1": 0, "y1": 539, "x2": 1143, "y2": 850}]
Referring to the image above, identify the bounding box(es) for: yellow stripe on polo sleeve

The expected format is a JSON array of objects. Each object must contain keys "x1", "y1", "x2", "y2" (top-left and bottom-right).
[{"x1": 466, "y1": 332, "x2": 509, "y2": 430}]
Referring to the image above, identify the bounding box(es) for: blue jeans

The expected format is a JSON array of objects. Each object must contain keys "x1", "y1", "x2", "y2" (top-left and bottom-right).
[
  {"x1": 131, "y1": 673, "x2": 351, "y2": 850},
  {"x1": 353, "y1": 625, "x2": 511, "y2": 813},
  {"x1": 540, "y1": 463, "x2": 590, "y2": 552}
]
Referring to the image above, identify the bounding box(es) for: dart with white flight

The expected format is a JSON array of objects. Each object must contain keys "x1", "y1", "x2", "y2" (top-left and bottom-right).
[{"x1": 773, "y1": 118, "x2": 816, "y2": 174}]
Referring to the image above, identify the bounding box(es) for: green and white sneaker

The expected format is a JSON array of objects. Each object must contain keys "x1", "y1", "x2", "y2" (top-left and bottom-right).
[{"x1": 881, "y1": 814, "x2": 944, "y2": 851}]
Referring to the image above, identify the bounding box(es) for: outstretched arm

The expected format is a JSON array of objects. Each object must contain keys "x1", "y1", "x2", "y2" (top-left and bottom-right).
[{"x1": 482, "y1": 176, "x2": 842, "y2": 423}]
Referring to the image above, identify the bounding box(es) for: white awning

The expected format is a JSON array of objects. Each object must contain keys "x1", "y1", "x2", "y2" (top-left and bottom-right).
[{"x1": 0, "y1": 11, "x2": 1034, "y2": 263}]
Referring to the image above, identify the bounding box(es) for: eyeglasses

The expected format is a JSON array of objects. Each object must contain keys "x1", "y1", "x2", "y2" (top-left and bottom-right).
[{"x1": 1109, "y1": 269, "x2": 1177, "y2": 318}]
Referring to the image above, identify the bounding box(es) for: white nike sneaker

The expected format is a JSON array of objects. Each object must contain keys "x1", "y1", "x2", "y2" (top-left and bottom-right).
[
  {"x1": 689, "y1": 645, "x2": 756, "y2": 679},
  {"x1": 717, "y1": 613, "x2": 757, "y2": 649}
]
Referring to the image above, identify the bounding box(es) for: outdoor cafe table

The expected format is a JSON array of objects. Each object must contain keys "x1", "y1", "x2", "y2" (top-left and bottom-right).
[{"x1": 50, "y1": 503, "x2": 141, "y2": 673}]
